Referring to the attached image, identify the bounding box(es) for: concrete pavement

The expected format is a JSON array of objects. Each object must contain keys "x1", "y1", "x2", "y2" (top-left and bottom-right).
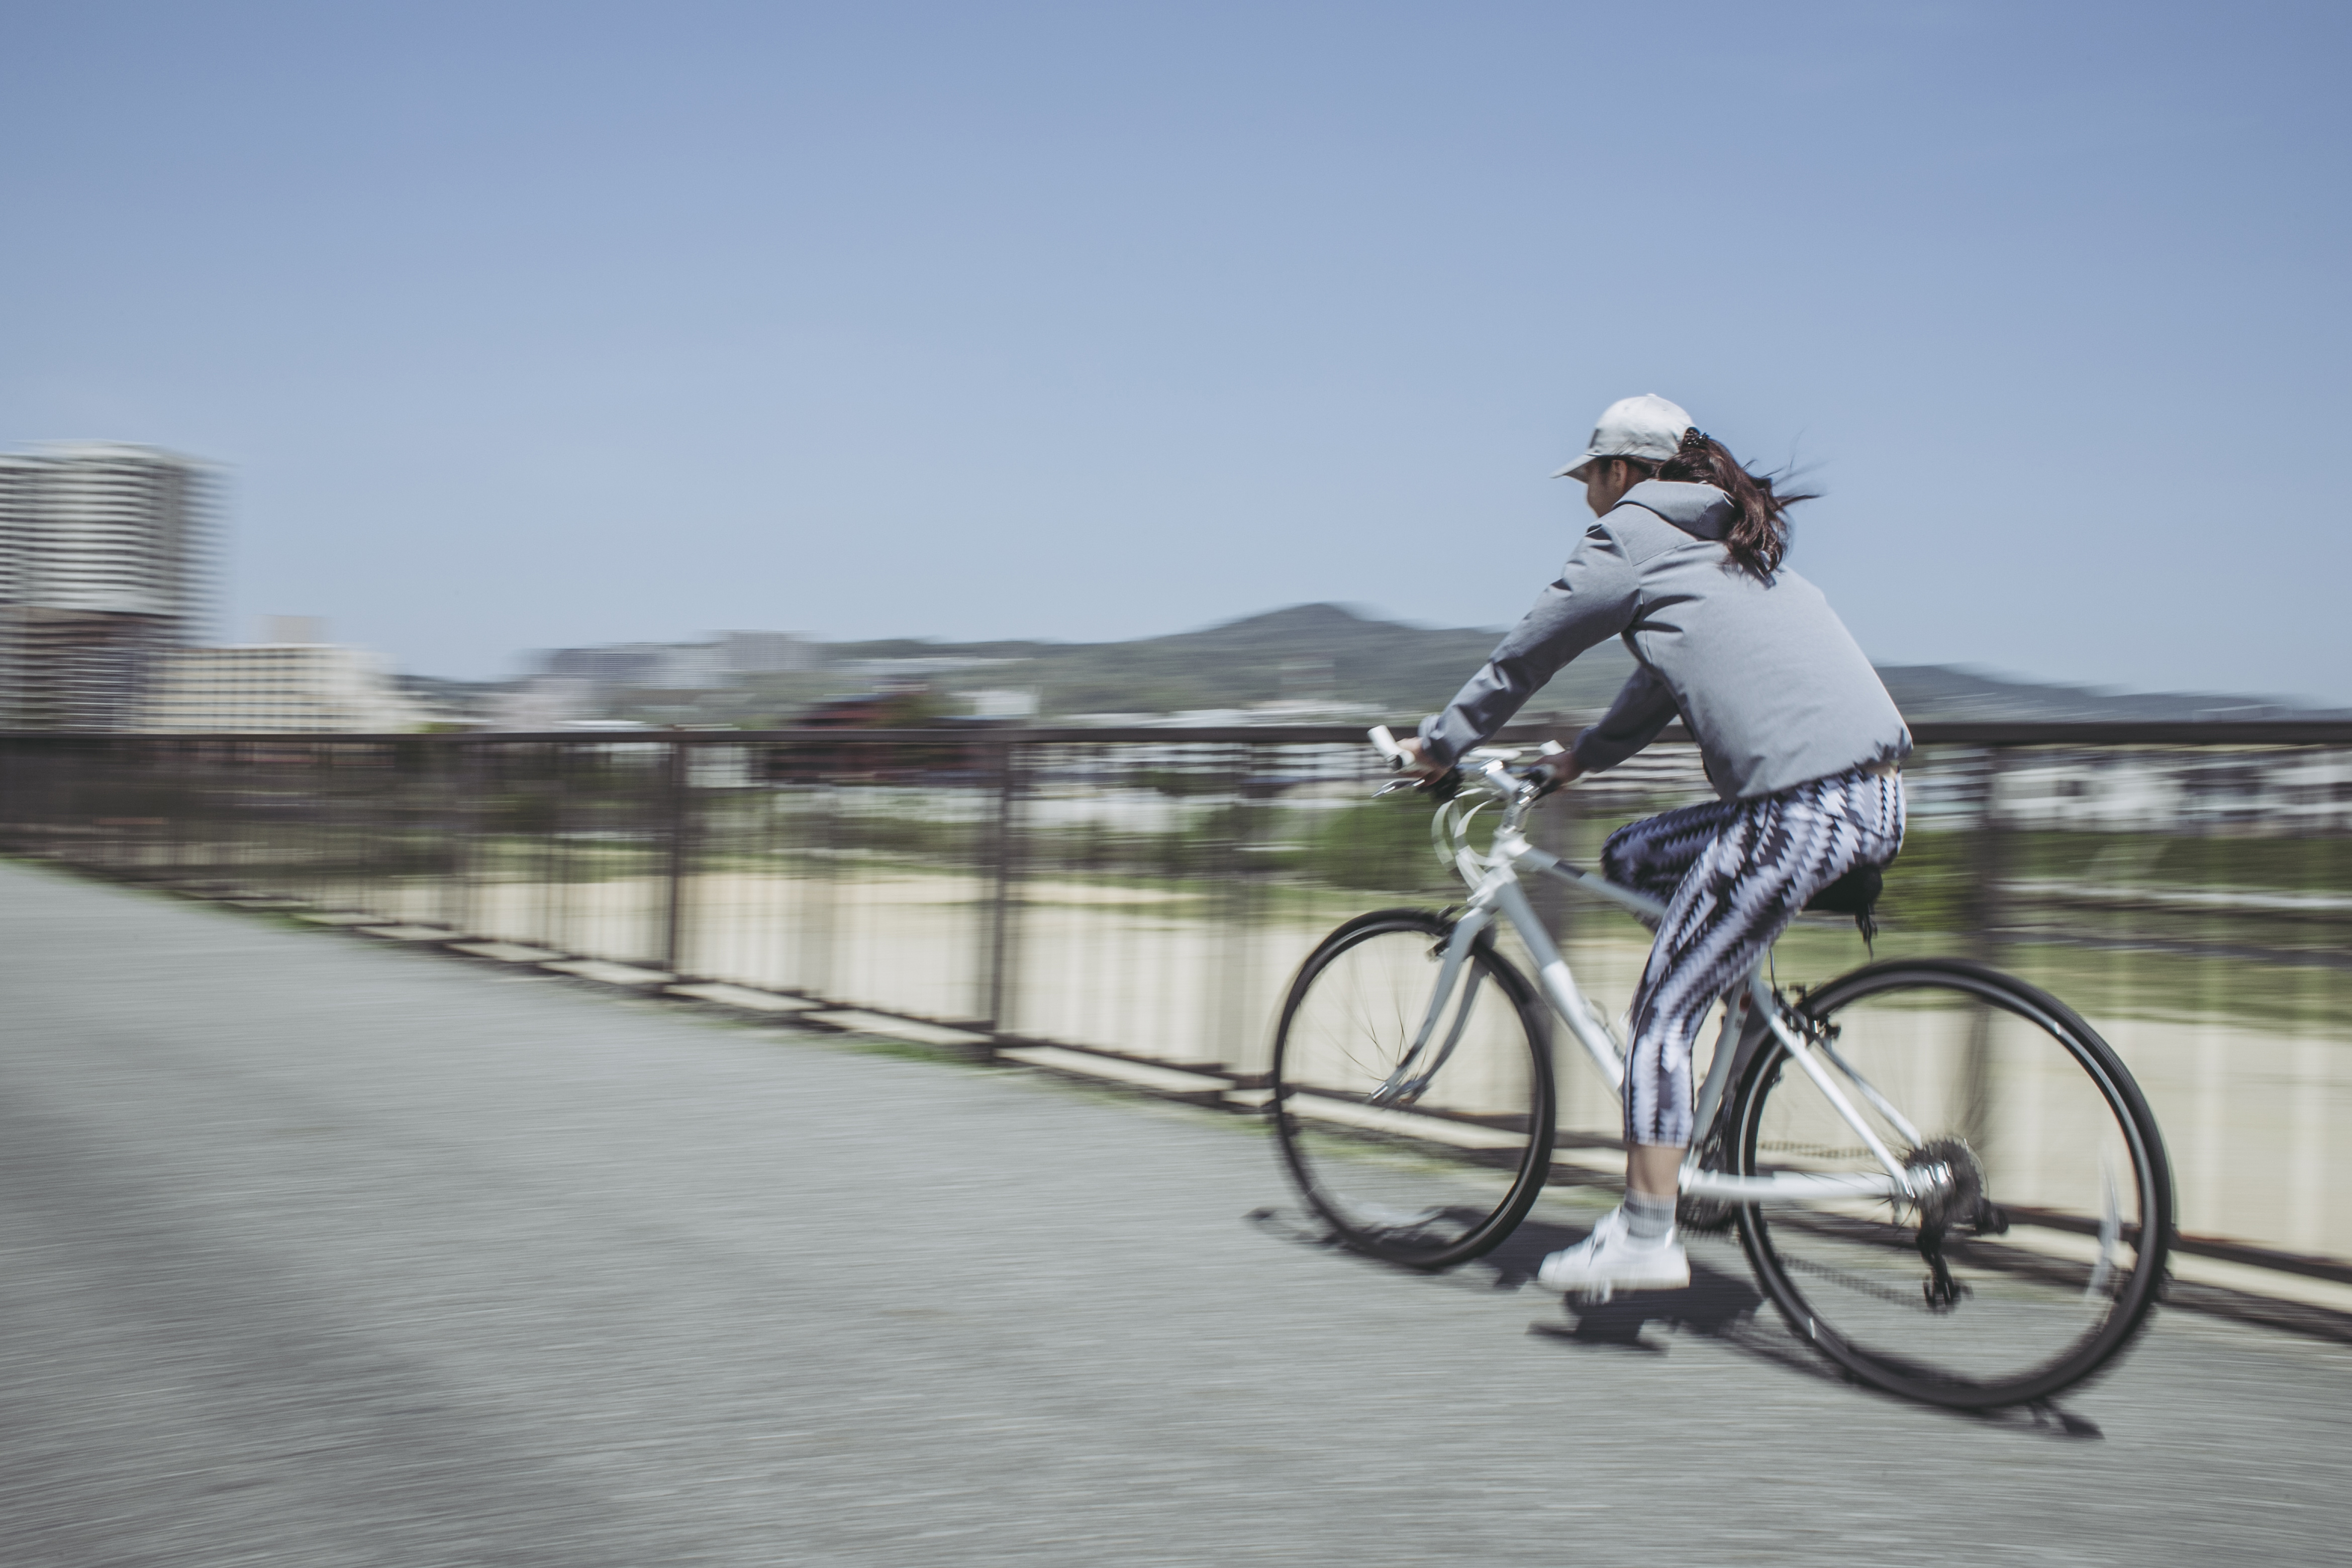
[{"x1": 2, "y1": 860, "x2": 2346, "y2": 1565}]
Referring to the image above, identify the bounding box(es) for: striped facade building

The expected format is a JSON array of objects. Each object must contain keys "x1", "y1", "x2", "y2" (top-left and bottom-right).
[{"x1": 0, "y1": 443, "x2": 211, "y2": 730}]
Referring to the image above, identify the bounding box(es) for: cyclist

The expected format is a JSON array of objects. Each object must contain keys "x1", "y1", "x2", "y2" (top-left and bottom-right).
[{"x1": 1393, "y1": 393, "x2": 1909, "y2": 1294}]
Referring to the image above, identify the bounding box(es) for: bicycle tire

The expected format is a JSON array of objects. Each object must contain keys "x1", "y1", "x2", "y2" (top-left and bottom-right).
[
  {"x1": 1731, "y1": 957, "x2": 2172, "y2": 1408},
  {"x1": 1270, "y1": 909, "x2": 1555, "y2": 1270}
]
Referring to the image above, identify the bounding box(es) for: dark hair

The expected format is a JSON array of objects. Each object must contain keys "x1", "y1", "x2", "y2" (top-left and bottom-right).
[{"x1": 1611, "y1": 430, "x2": 1815, "y2": 578}]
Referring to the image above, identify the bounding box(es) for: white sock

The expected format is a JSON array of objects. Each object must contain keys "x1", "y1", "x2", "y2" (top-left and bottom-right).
[{"x1": 1622, "y1": 1190, "x2": 1677, "y2": 1247}]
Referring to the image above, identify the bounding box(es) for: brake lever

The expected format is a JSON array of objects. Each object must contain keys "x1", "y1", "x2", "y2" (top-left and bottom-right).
[{"x1": 1375, "y1": 769, "x2": 1463, "y2": 801}]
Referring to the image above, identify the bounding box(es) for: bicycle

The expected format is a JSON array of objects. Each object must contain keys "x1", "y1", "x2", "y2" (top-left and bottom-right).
[{"x1": 1266, "y1": 729, "x2": 2174, "y2": 1409}]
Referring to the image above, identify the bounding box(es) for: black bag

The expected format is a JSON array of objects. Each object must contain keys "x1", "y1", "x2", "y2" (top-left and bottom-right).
[{"x1": 1802, "y1": 863, "x2": 1884, "y2": 945}]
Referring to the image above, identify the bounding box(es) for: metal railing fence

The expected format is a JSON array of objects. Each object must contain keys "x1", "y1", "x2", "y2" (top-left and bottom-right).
[{"x1": 5, "y1": 722, "x2": 2352, "y2": 1279}]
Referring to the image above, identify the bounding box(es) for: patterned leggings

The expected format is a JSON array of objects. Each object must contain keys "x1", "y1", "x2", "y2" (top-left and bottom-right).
[{"x1": 1603, "y1": 767, "x2": 1907, "y2": 1146}]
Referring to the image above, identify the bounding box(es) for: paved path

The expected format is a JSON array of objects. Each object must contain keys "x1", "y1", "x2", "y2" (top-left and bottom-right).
[{"x1": 2, "y1": 862, "x2": 2346, "y2": 1566}]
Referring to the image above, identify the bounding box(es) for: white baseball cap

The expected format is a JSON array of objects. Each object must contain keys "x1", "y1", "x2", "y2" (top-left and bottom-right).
[{"x1": 1554, "y1": 393, "x2": 1695, "y2": 479}]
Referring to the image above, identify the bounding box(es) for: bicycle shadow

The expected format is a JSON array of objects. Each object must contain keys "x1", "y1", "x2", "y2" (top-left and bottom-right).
[{"x1": 1245, "y1": 1205, "x2": 2104, "y2": 1440}]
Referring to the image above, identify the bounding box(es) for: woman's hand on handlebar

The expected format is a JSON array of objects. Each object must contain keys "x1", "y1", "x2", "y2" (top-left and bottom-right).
[
  {"x1": 1390, "y1": 735, "x2": 1450, "y2": 783},
  {"x1": 1527, "y1": 751, "x2": 1586, "y2": 798}
]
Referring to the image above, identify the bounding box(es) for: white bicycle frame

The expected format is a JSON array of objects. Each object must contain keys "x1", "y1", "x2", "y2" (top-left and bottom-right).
[{"x1": 1366, "y1": 729, "x2": 1931, "y2": 1212}]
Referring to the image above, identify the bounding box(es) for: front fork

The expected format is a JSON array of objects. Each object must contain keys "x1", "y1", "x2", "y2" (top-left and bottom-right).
[{"x1": 1365, "y1": 905, "x2": 1496, "y2": 1108}]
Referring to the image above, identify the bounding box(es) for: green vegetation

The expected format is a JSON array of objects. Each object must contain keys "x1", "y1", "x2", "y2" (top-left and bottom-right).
[{"x1": 1999, "y1": 828, "x2": 2352, "y2": 894}]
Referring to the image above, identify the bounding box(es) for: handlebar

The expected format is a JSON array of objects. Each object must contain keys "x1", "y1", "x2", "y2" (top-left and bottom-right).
[
  {"x1": 1366, "y1": 726, "x2": 1568, "y2": 804},
  {"x1": 1367, "y1": 726, "x2": 1573, "y2": 882}
]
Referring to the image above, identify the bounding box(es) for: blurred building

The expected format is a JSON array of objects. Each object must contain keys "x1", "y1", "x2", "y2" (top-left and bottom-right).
[
  {"x1": 966, "y1": 688, "x2": 1040, "y2": 720},
  {"x1": 0, "y1": 443, "x2": 212, "y2": 729},
  {"x1": 534, "y1": 632, "x2": 816, "y2": 691},
  {"x1": 540, "y1": 641, "x2": 725, "y2": 689},
  {"x1": 794, "y1": 686, "x2": 943, "y2": 728},
  {"x1": 499, "y1": 631, "x2": 819, "y2": 727},
  {"x1": 720, "y1": 630, "x2": 819, "y2": 675},
  {"x1": 394, "y1": 672, "x2": 506, "y2": 729},
  {"x1": 1993, "y1": 751, "x2": 2352, "y2": 833},
  {"x1": 137, "y1": 627, "x2": 426, "y2": 733},
  {"x1": 487, "y1": 675, "x2": 604, "y2": 730}
]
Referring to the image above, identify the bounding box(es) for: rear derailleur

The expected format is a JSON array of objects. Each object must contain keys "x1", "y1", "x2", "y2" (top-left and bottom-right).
[{"x1": 1904, "y1": 1138, "x2": 2008, "y2": 1313}]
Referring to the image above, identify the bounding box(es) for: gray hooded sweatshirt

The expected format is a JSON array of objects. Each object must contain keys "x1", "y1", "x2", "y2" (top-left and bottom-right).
[{"x1": 1417, "y1": 480, "x2": 1910, "y2": 801}]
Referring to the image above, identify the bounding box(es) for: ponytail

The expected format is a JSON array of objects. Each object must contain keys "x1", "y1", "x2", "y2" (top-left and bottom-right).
[{"x1": 1620, "y1": 429, "x2": 1814, "y2": 579}]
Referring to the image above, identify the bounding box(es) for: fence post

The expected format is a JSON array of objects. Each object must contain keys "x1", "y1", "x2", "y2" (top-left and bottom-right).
[
  {"x1": 445, "y1": 737, "x2": 477, "y2": 935},
  {"x1": 979, "y1": 734, "x2": 1022, "y2": 1034},
  {"x1": 1968, "y1": 745, "x2": 2011, "y2": 961},
  {"x1": 1211, "y1": 741, "x2": 1265, "y2": 1071},
  {"x1": 1957, "y1": 745, "x2": 2011, "y2": 1145},
  {"x1": 661, "y1": 738, "x2": 692, "y2": 974}
]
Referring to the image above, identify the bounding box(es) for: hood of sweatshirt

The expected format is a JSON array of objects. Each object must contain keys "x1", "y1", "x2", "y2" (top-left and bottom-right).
[{"x1": 1614, "y1": 480, "x2": 1734, "y2": 541}]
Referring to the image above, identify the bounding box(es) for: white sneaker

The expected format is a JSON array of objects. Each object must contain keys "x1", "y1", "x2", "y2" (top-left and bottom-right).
[{"x1": 1536, "y1": 1208, "x2": 1690, "y2": 1299}]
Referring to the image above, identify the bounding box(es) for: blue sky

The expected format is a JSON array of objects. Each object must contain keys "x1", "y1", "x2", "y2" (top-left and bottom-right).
[{"x1": 3, "y1": 1, "x2": 2346, "y2": 695}]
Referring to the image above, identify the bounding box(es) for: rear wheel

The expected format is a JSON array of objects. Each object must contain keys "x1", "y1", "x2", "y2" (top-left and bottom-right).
[
  {"x1": 1732, "y1": 958, "x2": 2172, "y2": 1408},
  {"x1": 1270, "y1": 910, "x2": 1554, "y2": 1269}
]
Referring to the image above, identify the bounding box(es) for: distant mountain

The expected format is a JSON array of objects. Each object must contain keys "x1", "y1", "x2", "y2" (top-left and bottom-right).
[
  {"x1": 811, "y1": 604, "x2": 2339, "y2": 725},
  {"x1": 821, "y1": 603, "x2": 1635, "y2": 719},
  {"x1": 1871, "y1": 665, "x2": 2338, "y2": 723}
]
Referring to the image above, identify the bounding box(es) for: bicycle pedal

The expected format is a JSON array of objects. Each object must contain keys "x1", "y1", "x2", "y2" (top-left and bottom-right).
[{"x1": 1575, "y1": 1284, "x2": 1616, "y2": 1306}]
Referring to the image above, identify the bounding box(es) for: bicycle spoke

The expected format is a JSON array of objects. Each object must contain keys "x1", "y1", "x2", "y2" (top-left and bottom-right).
[{"x1": 2088, "y1": 1158, "x2": 2121, "y2": 1302}]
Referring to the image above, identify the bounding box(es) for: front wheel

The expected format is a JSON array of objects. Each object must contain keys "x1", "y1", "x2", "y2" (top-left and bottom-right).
[
  {"x1": 1270, "y1": 910, "x2": 1555, "y2": 1269},
  {"x1": 1731, "y1": 958, "x2": 2172, "y2": 1408}
]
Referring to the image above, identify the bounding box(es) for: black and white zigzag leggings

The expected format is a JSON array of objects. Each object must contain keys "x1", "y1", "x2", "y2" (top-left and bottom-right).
[{"x1": 1603, "y1": 766, "x2": 1907, "y2": 1147}]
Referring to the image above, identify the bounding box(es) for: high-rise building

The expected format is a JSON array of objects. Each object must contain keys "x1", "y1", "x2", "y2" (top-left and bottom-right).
[
  {"x1": 0, "y1": 442, "x2": 212, "y2": 729},
  {"x1": 0, "y1": 458, "x2": 34, "y2": 715}
]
